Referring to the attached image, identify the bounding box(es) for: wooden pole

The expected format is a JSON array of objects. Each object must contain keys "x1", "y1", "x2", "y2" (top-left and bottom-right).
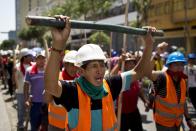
[{"x1": 117, "y1": 0, "x2": 129, "y2": 130}]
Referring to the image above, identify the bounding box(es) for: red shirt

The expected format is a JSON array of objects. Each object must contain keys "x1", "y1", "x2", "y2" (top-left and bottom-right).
[{"x1": 121, "y1": 81, "x2": 140, "y2": 113}]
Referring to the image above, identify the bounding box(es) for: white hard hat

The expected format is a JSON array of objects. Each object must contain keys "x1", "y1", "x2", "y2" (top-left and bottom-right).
[
  {"x1": 2, "y1": 50, "x2": 8, "y2": 55},
  {"x1": 134, "y1": 51, "x2": 143, "y2": 57},
  {"x1": 19, "y1": 48, "x2": 32, "y2": 59},
  {"x1": 32, "y1": 47, "x2": 43, "y2": 54},
  {"x1": 29, "y1": 50, "x2": 36, "y2": 57},
  {"x1": 36, "y1": 50, "x2": 46, "y2": 58},
  {"x1": 75, "y1": 44, "x2": 106, "y2": 67},
  {"x1": 63, "y1": 50, "x2": 77, "y2": 64},
  {"x1": 7, "y1": 50, "x2": 13, "y2": 55}
]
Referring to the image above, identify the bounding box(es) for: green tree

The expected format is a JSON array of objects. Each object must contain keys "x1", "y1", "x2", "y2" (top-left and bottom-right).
[
  {"x1": 89, "y1": 31, "x2": 110, "y2": 45},
  {"x1": 18, "y1": 28, "x2": 30, "y2": 41},
  {"x1": 44, "y1": 34, "x2": 52, "y2": 47},
  {"x1": 46, "y1": 0, "x2": 114, "y2": 20},
  {"x1": 88, "y1": 0, "x2": 114, "y2": 20},
  {"x1": 46, "y1": 0, "x2": 80, "y2": 19},
  {"x1": 89, "y1": 31, "x2": 110, "y2": 50},
  {"x1": 18, "y1": 26, "x2": 47, "y2": 47},
  {"x1": 73, "y1": 0, "x2": 114, "y2": 20},
  {"x1": 132, "y1": 0, "x2": 151, "y2": 27},
  {"x1": 45, "y1": 0, "x2": 114, "y2": 46},
  {"x1": 0, "y1": 39, "x2": 16, "y2": 50}
]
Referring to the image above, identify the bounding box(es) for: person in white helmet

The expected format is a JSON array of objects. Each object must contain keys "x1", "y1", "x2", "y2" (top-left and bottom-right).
[
  {"x1": 24, "y1": 50, "x2": 47, "y2": 131},
  {"x1": 44, "y1": 16, "x2": 155, "y2": 131},
  {"x1": 13, "y1": 48, "x2": 33, "y2": 130},
  {"x1": 46, "y1": 50, "x2": 79, "y2": 131}
]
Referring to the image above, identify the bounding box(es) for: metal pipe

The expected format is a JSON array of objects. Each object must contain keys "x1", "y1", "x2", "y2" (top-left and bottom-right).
[{"x1": 25, "y1": 15, "x2": 164, "y2": 36}]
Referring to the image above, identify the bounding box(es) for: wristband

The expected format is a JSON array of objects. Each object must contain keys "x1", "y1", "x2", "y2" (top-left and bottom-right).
[{"x1": 51, "y1": 47, "x2": 64, "y2": 53}]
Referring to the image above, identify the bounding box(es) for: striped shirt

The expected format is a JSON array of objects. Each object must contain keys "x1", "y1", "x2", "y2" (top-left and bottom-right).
[{"x1": 153, "y1": 72, "x2": 181, "y2": 103}]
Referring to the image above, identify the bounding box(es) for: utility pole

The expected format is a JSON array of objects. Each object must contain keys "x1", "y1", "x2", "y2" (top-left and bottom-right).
[
  {"x1": 184, "y1": 0, "x2": 191, "y2": 54},
  {"x1": 117, "y1": 0, "x2": 129, "y2": 130},
  {"x1": 123, "y1": 0, "x2": 129, "y2": 51}
]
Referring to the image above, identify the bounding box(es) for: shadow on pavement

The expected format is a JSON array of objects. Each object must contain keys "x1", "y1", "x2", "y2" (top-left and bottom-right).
[
  {"x1": 12, "y1": 103, "x2": 17, "y2": 109},
  {"x1": 3, "y1": 90, "x2": 10, "y2": 95},
  {"x1": 4, "y1": 97, "x2": 14, "y2": 102},
  {"x1": 1, "y1": 87, "x2": 7, "y2": 90}
]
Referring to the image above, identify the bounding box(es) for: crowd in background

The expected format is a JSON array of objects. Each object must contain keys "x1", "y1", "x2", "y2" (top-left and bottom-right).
[{"x1": 0, "y1": 38, "x2": 196, "y2": 131}]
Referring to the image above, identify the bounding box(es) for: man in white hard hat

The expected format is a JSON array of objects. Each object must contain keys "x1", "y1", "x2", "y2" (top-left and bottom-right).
[
  {"x1": 24, "y1": 50, "x2": 47, "y2": 131},
  {"x1": 44, "y1": 16, "x2": 155, "y2": 130},
  {"x1": 46, "y1": 50, "x2": 79, "y2": 131},
  {"x1": 13, "y1": 48, "x2": 33, "y2": 130}
]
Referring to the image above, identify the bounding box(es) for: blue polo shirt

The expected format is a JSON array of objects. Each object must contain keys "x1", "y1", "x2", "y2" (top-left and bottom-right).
[{"x1": 25, "y1": 66, "x2": 45, "y2": 103}]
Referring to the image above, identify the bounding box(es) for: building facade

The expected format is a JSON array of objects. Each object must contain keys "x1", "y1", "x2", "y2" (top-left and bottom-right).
[
  {"x1": 15, "y1": 0, "x2": 64, "y2": 36},
  {"x1": 148, "y1": 0, "x2": 196, "y2": 53},
  {"x1": 15, "y1": 0, "x2": 64, "y2": 47}
]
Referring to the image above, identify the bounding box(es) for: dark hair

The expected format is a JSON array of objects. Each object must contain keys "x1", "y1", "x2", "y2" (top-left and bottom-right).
[
  {"x1": 81, "y1": 61, "x2": 91, "y2": 69},
  {"x1": 20, "y1": 57, "x2": 24, "y2": 63},
  {"x1": 81, "y1": 60, "x2": 105, "y2": 69}
]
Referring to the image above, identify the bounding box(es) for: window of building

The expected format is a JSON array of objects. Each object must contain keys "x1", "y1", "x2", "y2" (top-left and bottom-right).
[
  {"x1": 154, "y1": 5, "x2": 160, "y2": 16},
  {"x1": 29, "y1": 0, "x2": 31, "y2": 11},
  {"x1": 174, "y1": 0, "x2": 184, "y2": 11},
  {"x1": 188, "y1": 0, "x2": 195, "y2": 9},
  {"x1": 37, "y1": 0, "x2": 40, "y2": 7},
  {"x1": 164, "y1": 2, "x2": 171, "y2": 14},
  {"x1": 148, "y1": 5, "x2": 155, "y2": 17},
  {"x1": 159, "y1": 3, "x2": 164, "y2": 15}
]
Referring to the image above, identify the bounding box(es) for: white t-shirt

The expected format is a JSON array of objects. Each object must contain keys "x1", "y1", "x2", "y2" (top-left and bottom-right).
[
  {"x1": 15, "y1": 63, "x2": 31, "y2": 94},
  {"x1": 184, "y1": 65, "x2": 196, "y2": 88}
]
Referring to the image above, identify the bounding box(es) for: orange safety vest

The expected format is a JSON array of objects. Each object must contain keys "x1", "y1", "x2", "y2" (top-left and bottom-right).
[
  {"x1": 71, "y1": 79, "x2": 118, "y2": 131},
  {"x1": 154, "y1": 72, "x2": 186, "y2": 127},
  {"x1": 48, "y1": 72, "x2": 68, "y2": 130}
]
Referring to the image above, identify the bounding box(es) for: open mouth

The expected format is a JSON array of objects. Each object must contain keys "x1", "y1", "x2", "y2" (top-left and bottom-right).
[{"x1": 95, "y1": 77, "x2": 103, "y2": 82}]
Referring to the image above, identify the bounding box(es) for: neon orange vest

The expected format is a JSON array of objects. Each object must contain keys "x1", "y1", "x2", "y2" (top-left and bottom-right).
[
  {"x1": 48, "y1": 72, "x2": 68, "y2": 129},
  {"x1": 154, "y1": 72, "x2": 186, "y2": 127},
  {"x1": 71, "y1": 79, "x2": 118, "y2": 131}
]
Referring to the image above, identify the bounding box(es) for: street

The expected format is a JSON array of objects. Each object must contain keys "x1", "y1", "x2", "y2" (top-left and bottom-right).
[{"x1": 0, "y1": 83, "x2": 196, "y2": 131}]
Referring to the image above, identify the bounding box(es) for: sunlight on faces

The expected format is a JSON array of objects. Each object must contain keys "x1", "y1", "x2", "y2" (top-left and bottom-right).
[
  {"x1": 124, "y1": 60, "x2": 137, "y2": 71},
  {"x1": 36, "y1": 56, "x2": 46, "y2": 68},
  {"x1": 80, "y1": 60, "x2": 106, "y2": 87},
  {"x1": 24, "y1": 55, "x2": 33, "y2": 63},
  {"x1": 169, "y1": 62, "x2": 185, "y2": 72},
  {"x1": 64, "y1": 63, "x2": 79, "y2": 77}
]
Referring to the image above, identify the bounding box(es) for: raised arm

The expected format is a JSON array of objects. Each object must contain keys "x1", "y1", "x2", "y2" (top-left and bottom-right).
[
  {"x1": 110, "y1": 54, "x2": 126, "y2": 76},
  {"x1": 131, "y1": 27, "x2": 155, "y2": 82},
  {"x1": 44, "y1": 16, "x2": 71, "y2": 97},
  {"x1": 148, "y1": 42, "x2": 168, "y2": 81}
]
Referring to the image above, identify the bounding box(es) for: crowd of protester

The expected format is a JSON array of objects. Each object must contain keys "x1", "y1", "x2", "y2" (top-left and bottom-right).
[{"x1": 0, "y1": 17, "x2": 196, "y2": 131}]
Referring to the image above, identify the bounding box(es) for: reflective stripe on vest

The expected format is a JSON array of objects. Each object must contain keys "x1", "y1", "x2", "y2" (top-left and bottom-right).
[
  {"x1": 105, "y1": 122, "x2": 118, "y2": 131},
  {"x1": 155, "y1": 109, "x2": 183, "y2": 119},
  {"x1": 48, "y1": 108, "x2": 66, "y2": 120},
  {"x1": 71, "y1": 79, "x2": 118, "y2": 131},
  {"x1": 154, "y1": 72, "x2": 186, "y2": 127},
  {"x1": 156, "y1": 97, "x2": 184, "y2": 108},
  {"x1": 48, "y1": 102, "x2": 68, "y2": 129},
  {"x1": 48, "y1": 72, "x2": 68, "y2": 129}
]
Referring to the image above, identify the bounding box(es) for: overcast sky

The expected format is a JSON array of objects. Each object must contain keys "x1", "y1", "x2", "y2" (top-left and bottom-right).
[{"x1": 0, "y1": 0, "x2": 16, "y2": 42}]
